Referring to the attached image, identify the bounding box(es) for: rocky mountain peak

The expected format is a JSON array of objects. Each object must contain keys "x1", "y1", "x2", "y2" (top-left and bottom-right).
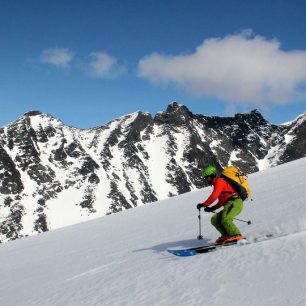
[
  {"x1": 23, "y1": 110, "x2": 44, "y2": 117},
  {"x1": 155, "y1": 102, "x2": 194, "y2": 125}
]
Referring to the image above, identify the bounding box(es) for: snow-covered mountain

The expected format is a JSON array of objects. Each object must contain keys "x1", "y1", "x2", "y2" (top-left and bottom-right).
[
  {"x1": 1, "y1": 157, "x2": 306, "y2": 306},
  {"x1": 0, "y1": 102, "x2": 306, "y2": 242}
]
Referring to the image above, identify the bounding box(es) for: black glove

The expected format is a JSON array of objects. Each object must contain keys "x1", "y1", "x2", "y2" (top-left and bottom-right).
[
  {"x1": 204, "y1": 206, "x2": 215, "y2": 212},
  {"x1": 196, "y1": 203, "x2": 204, "y2": 210}
]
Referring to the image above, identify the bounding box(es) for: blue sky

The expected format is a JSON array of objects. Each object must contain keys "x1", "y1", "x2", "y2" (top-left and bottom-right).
[{"x1": 1, "y1": 0, "x2": 306, "y2": 128}]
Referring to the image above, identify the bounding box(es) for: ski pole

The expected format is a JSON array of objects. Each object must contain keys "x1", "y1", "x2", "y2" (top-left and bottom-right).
[
  {"x1": 211, "y1": 211, "x2": 251, "y2": 225},
  {"x1": 197, "y1": 209, "x2": 203, "y2": 240},
  {"x1": 234, "y1": 217, "x2": 251, "y2": 225}
]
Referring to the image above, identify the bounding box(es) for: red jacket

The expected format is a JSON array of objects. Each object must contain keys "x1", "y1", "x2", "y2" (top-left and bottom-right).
[{"x1": 203, "y1": 177, "x2": 236, "y2": 210}]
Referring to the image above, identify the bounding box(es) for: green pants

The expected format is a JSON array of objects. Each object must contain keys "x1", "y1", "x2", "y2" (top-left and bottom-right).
[{"x1": 211, "y1": 198, "x2": 243, "y2": 236}]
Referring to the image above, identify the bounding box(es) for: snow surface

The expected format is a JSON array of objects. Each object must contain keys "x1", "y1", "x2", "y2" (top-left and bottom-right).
[{"x1": 1, "y1": 158, "x2": 306, "y2": 305}]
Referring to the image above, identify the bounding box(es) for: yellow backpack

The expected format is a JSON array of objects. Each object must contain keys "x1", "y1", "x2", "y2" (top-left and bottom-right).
[{"x1": 221, "y1": 166, "x2": 251, "y2": 201}]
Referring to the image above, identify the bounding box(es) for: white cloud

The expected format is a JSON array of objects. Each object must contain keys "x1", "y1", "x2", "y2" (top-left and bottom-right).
[
  {"x1": 87, "y1": 52, "x2": 126, "y2": 78},
  {"x1": 138, "y1": 30, "x2": 306, "y2": 106},
  {"x1": 40, "y1": 48, "x2": 74, "y2": 68}
]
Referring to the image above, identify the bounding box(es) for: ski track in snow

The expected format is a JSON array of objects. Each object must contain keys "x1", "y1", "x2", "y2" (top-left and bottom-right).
[{"x1": 1, "y1": 158, "x2": 306, "y2": 305}]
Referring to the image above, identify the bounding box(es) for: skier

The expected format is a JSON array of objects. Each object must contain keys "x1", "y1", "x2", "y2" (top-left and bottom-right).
[{"x1": 196, "y1": 166, "x2": 244, "y2": 244}]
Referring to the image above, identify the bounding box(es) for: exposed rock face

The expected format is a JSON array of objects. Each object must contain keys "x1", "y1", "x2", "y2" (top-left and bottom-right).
[{"x1": 0, "y1": 103, "x2": 305, "y2": 242}]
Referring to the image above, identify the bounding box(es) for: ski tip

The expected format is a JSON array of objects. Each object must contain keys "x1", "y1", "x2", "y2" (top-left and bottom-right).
[{"x1": 167, "y1": 249, "x2": 198, "y2": 257}]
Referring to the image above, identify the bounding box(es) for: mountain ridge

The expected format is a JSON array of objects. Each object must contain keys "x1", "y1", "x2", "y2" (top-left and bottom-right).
[{"x1": 0, "y1": 102, "x2": 305, "y2": 242}]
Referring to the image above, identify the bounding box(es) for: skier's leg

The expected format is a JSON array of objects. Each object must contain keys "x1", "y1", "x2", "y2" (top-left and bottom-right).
[
  {"x1": 220, "y1": 199, "x2": 243, "y2": 236},
  {"x1": 211, "y1": 211, "x2": 227, "y2": 235}
]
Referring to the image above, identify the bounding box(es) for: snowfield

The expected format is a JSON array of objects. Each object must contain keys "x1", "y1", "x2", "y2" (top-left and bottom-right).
[{"x1": 1, "y1": 157, "x2": 306, "y2": 305}]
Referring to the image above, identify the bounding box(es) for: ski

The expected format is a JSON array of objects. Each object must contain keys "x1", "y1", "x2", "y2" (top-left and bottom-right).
[
  {"x1": 167, "y1": 240, "x2": 242, "y2": 257},
  {"x1": 167, "y1": 233, "x2": 276, "y2": 257}
]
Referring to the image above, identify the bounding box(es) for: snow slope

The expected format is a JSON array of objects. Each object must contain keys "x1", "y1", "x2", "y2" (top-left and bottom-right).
[{"x1": 1, "y1": 157, "x2": 306, "y2": 306}]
